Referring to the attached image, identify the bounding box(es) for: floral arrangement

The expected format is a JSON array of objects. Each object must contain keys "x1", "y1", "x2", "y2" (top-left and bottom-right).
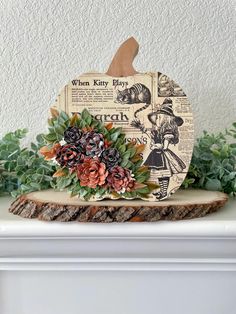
[{"x1": 39, "y1": 108, "x2": 157, "y2": 201}]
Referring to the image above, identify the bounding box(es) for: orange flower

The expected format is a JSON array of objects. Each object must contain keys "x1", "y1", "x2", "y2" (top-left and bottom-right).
[
  {"x1": 39, "y1": 143, "x2": 61, "y2": 160},
  {"x1": 50, "y1": 107, "x2": 59, "y2": 118},
  {"x1": 53, "y1": 168, "x2": 67, "y2": 177},
  {"x1": 105, "y1": 122, "x2": 113, "y2": 130},
  {"x1": 77, "y1": 157, "x2": 108, "y2": 188},
  {"x1": 81, "y1": 126, "x2": 94, "y2": 132},
  {"x1": 104, "y1": 139, "x2": 112, "y2": 149}
]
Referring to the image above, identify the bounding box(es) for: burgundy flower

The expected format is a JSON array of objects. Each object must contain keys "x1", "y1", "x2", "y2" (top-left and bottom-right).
[
  {"x1": 64, "y1": 127, "x2": 82, "y2": 145},
  {"x1": 101, "y1": 148, "x2": 120, "y2": 169},
  {"x1": 79, "y1": 131, "x2": 104, "y2": 156},
  {"x1": 107, "y1": 166, "x2": 135, "y2": 193},
  {"x1": 56, "y1": 144, "x2": 83, "y2": 168}
]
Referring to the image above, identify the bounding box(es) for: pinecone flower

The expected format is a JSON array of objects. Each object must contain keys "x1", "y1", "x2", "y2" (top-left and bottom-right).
[
  {"x1": 77, "y1": 157, "x2": 108, "y2": 188},
  {"x1": 56, "y1": 144, "x2": 83, "y2": 168},
  {"x1": 64, "y1": 127, "x2": 83, "y2": 145},
  {"x1": 101, "y1": 148, "x2": 120, "y2": 169},
  {"x1": 107, "y1": 166, "x2": 135, "y2": 193},
  {"x1": 79, "y1": 131, "x2": 104, "y2": 157}
]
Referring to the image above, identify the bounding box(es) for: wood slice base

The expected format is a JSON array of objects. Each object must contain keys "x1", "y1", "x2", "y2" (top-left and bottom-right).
[{"x1": 9, "y1": 189, "x2": 228, "y2": 223}]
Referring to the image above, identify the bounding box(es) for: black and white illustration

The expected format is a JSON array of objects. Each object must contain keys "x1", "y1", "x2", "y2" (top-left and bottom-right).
[
  {"x1": 143, "y1": 98, "x2": 186, "y2": 200},
  {"x1": 116, "y1": 83, "x2": 151, "y2": 118},
  {"x1": 158, "y1": 73, "x2": 186, "y2": 97}
]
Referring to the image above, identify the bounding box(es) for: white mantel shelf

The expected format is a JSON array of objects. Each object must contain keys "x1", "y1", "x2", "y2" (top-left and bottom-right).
[
  {"x1": 0, "y1": 196, "x2": 236, "y2": 268},
  {"x1": 0, "y1": 195, "x2": 236, "y2": 314},
  {"x1": 1, "y1": 196, "x2": 236, "y2": 238}
]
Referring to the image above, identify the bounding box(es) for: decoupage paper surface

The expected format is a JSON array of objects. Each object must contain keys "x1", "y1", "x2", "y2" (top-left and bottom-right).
[{"x1": 53, "y1": 72, "x2": 194, "y2": 201}]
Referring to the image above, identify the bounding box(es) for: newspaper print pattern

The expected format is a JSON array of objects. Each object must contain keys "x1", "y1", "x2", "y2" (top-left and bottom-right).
[
  {"x1": 53, "y1": 72, "x2": 194, "y2": 201},
  {"x1": 158, "y1": 73, "x2": 186, "y2": 97}
]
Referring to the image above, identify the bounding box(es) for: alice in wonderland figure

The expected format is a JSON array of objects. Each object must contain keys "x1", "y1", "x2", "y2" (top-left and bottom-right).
[{"x1": 144, "y1": 98, "x2": 186, "y2": 200}]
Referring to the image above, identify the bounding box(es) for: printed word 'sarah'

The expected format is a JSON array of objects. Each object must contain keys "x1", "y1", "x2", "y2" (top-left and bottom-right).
[{"x1": 73, "y1": 112, "x2": 129, "y2": 123}]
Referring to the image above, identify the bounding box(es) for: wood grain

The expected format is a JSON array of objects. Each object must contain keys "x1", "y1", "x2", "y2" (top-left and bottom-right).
[
  {"x1": 106, "y1": 37, "x2": 139, "y2": 77},
  {"x1": 9, "y1": 189, "x2": 228, "y2": 223}
]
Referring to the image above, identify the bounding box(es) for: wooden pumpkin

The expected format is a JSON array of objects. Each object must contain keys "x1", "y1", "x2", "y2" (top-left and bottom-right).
[
  {"x1": 53, "y1": 37, "x2": 194, "y2": 201},
  {"x1": 9, "y1": 38, "x2": 228, "y2": 222}
]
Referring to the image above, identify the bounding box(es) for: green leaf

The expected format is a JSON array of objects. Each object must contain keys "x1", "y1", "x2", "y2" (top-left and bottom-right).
[
  {"x1": 118, "y1": 144, "x2": 126, "y2": 154},
  {"x1": 85, "y1": 115, "x2": 92, "y2": 125},
  {"x1": 128, "y1": 147, "x2": 136, "y2": 158},
  {"x1": 205, "y1": 179, "x2": 222, "y2": 191},
  {"x1": 60, "y1": 111, "x2": 69, "y2": 121},
  {"x1": 56, "y1": 177, "x2": 72, "y2": 190},
  {"x1": 55, "y1": 125, "x2": 66, "y2": 135},
  {"x1": 135, "y1": 174, "x2": 147, "y2": 183},
  {"x1": 30, "y1": 182, "x2": 42, "y2": 189},
  {"x1": 125, "y1": 161, "x2": 134, "y2": 169},
  {"x1": 111, "y1": 131, "x2": 121, "y2": 142},
  {"x1": 81, "y1": 109, "x2": 91, "y2": 121},
  {"x1": 122, "y1": 151, "x2": 131, "y2": 160},
  {"x1": 120, "y1": 159, "x2": 129, "y2": 167},
  {"x1": 229, "y1": 172, "x2": 236, "y2": 180},
  {"x1": 4, "y1": 161, "x2": 17, "y2": 172},
  {"x1": 134, "y1": 186, "x2": 150, "y2": 194},
  {"x1": 44, "y1": 133, "x2": 57, "y2": 142},
  {"x1": 31, "y1": 142, "x2": 38, "y2": 151}
]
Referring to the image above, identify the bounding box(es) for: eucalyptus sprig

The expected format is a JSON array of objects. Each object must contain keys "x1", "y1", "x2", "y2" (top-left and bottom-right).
[
  {"x1": 182, "y1": 122, "x2": 236, "y2": 196},
  {"x1": 0, "y1": 129, "x2": 55, "y2": 197}
]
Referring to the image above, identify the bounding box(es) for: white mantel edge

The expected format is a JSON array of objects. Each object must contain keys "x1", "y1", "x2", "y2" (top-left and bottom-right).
[{"x1": 0, "y1": 257, "x2": 236, "y2": 271}]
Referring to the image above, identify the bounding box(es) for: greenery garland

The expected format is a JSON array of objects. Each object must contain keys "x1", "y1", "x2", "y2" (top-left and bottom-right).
[
  {"x1": 0, "y1": 129, "x2": 55, "y2": 197},
  {"x1": 183, "y1": 123, "x2": 236, "y2": 196},
  {"x1": 0, "y1": 117, "x2": 235, "y2": 198}
]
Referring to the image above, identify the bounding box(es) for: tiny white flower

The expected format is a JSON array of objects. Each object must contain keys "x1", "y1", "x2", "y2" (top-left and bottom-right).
[
  {"x1": 59, "y1": 139, "x2": 66, "y2": 146},
  {"x1": 117, "y1": 187, "x2": 126, "y2": 194},
  {"x1": 129, "y1": 170, "x2": 135, "y2": 178},
  {"x1": 51, "y1": 157, "x2": 59, "y2": 165}
]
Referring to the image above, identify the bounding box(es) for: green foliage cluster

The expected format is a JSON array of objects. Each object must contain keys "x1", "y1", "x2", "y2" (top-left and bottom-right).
[
  {"x1": 44, "y1": 110, "x2": 71, "y2": 143},
  {"x1": 0, "y1": 129, "x2": 55, "y2": 197},
  {"x1": 183, "y1": 122, "x2": 236, "y2": 196},
  {"x1": 0, "y1": 115, "x2": 235, "y2": 198}
]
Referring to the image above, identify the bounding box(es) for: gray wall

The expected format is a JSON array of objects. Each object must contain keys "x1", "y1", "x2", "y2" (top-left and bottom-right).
[{"x1": 1, "y1": 0, "x2": 235, "y2": 142}]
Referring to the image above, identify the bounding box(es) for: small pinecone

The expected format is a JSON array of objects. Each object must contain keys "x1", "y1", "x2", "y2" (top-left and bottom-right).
[
  {"x1": 101, "y1": 148, "x2": 120, "y2": 169},
  {"x1": 64, "y1": 127, "x2": 82, "y2": 145},
  {"x1": 56, "y1": 144, "x2": 83, "y2": 168},
  {"x1": 107, "y1": 166, "x2": 135, "y2": 193},
  {"x1": 79, "y1": 131, "x2": 104, "y2": 157},
  {"x1": 77, "y1": 157, "x2": 108, "y2": 188}
]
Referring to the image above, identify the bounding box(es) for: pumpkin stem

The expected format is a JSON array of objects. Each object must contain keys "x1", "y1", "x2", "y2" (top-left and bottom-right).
[{"x1": 106, "y1": 37, "x2": 139, "y2": 77}]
